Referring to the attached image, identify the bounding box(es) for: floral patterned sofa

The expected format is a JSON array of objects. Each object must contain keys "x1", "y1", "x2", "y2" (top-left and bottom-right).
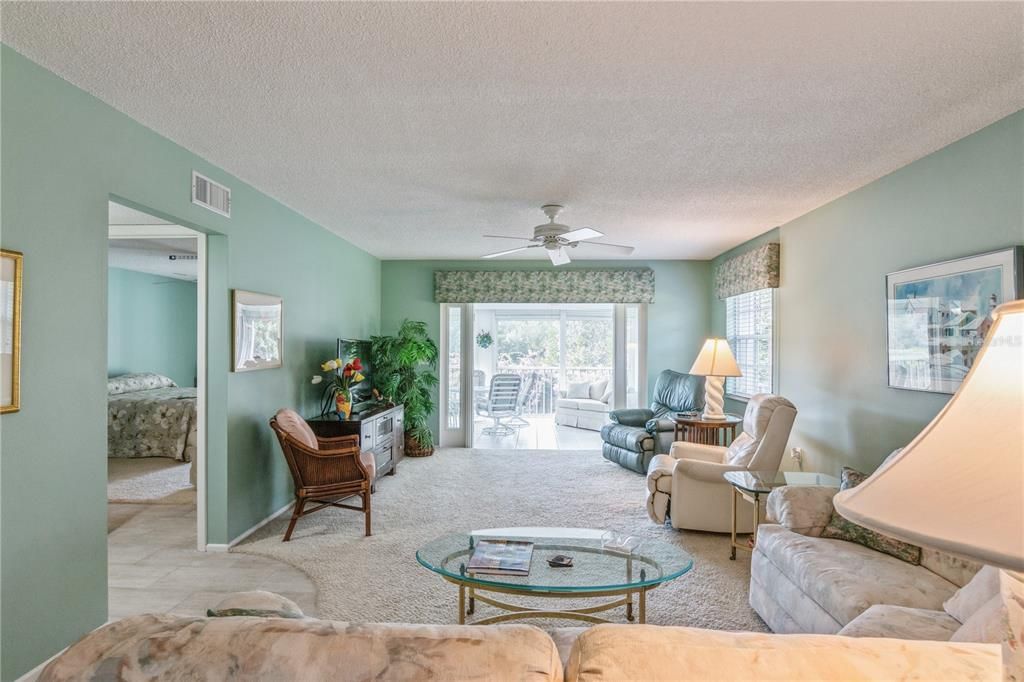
[{"x1": 38, "y1": 591, "x2": 1002, "y2": 681}]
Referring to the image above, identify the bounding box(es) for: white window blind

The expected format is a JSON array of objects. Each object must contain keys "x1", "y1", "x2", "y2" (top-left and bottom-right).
[{"x1": 726, "y1": 288, "x2": 774, "y2": 399}]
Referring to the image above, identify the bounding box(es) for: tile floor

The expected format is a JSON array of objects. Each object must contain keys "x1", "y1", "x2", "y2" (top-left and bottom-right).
[
  {"x1": 471, "y1": 414, "x2": 604, "y2": 450},
  {"x1": 108, "y1": 503, "x2": 317, "y2": 621}
]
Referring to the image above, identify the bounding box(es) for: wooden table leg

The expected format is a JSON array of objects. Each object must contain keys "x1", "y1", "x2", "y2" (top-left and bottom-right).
[
  {"x1": 458, "y1": 584, "x2": 465, "y2": 625},
  {"x1": 639, "y1": 588, "x2": 647, "y2": 624}
]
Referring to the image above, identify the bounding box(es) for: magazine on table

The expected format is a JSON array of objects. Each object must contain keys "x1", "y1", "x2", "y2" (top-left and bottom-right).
[{"x1": 468, "y1": 539, "x2": 534, "y2": 576}]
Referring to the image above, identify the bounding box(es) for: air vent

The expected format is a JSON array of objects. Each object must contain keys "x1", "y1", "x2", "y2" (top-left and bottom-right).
[{"x1": 191, "y1": 171, "x2": 231, "y2": 217}]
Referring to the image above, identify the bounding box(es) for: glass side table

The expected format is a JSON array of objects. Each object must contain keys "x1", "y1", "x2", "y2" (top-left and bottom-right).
[{"x1": 722, "y1": 470, "x2": 840, "y2": 560}]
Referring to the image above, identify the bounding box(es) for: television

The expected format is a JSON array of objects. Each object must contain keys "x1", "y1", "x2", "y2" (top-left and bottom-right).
[{"x1": 337, "y1": 338, "x2": 374, "y2": 405}]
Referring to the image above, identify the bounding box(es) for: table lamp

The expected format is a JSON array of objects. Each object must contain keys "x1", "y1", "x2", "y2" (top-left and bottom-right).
[
  {"x1": 688, "y1": 338, "x2": 742, "y2": 420},
  {"x1": 834, "y1": 299, "x2": 1023, "y2": 678}
]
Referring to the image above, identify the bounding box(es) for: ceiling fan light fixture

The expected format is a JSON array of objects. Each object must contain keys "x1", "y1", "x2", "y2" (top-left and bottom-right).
[{"x1": 479, "y1": 204, "x2": 634, "y2": 265}]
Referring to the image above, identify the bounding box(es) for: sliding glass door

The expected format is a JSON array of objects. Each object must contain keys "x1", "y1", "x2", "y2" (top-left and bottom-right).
[{"x1": 440, "y1": 302, "x2": 646, "y2": 448}]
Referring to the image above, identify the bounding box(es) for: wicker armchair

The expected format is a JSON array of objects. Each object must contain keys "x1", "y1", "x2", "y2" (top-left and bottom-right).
[{"x1": 270, "y1": 409, "x2": 375, "y2": 541}]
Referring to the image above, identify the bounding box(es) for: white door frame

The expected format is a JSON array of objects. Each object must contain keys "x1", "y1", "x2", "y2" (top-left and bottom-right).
[
  {"x1": 442, "y1": 302, "x2": 647, "y2": 447},
  {"x1": 439, "y1": 303, "x2": 475, "y2": 448},
  {"x1": 108, "y1": 222, "x2": 208, "y2": 550}
]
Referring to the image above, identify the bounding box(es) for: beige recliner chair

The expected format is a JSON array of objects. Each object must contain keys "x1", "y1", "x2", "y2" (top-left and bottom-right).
[{"x1": 646, "y1": 394, "x2": 797, "y2": 533}]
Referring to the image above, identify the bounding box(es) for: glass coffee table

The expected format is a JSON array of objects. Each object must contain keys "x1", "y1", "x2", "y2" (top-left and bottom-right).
[
  {"x1": 416, "y1": 527, "x2": 693, "y2": 625},
  {"x1": 723, "y1": 470, "x2": 840, "y2": 560}
]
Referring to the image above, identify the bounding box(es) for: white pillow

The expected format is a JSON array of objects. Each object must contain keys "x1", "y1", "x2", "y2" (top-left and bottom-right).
[
  {"x1": 950, "y1": 594, "x2": 1004, "y2": 643},
  {"x1": 588, "y1": 379, "x2": 609, "y2": 401},
  {"x1": 566, "y1": 381, "x2": 590, "y2": 399},
  {"x1": 944, "y1": 565, "x2": 1001, "y2": 624}
]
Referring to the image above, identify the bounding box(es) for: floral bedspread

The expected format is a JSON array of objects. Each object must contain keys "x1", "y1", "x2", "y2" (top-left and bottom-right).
[{"x1": 108, "y1": 387, "x2": 197, "y2": 462}]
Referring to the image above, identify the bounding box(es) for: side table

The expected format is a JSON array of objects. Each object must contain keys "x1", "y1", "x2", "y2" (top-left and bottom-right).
[
  {"x1": 723, "y1": 470, "x2": 840, "y2": 560},
  {"x1": 673, "y1": 413, "x2": 741, "y2": 446}
]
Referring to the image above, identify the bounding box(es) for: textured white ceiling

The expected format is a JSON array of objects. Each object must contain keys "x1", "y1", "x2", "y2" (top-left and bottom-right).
[{"x1": 3, "y1": 2, "x2": 1022, "y2": 261}]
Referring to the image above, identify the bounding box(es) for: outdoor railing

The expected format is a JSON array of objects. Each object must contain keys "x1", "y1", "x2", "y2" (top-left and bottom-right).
[
  {"x1": 447, "y1": 365, "x2": 614, "y2": 427},
  {"x1": 490, "y1": 366, "x2": 613, "y2": 416}
]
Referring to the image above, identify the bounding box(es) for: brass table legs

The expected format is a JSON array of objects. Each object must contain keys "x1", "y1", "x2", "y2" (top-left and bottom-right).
[
  {"x1": 453, "y1": 579, "x2": 651, "y2": 625},
  {"x1": 730, "y1": 487, "x2": 762, "y2": 560}
]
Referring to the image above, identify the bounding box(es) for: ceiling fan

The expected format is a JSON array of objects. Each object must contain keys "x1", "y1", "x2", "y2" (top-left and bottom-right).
[{"x1": 481, "y1": 204, "x2": 635, "y2": 266}]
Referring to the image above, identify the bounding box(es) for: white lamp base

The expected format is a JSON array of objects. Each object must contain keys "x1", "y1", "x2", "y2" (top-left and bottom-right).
[{"x1": 702, "y1": 375, "x2": 727, "y2": 420}]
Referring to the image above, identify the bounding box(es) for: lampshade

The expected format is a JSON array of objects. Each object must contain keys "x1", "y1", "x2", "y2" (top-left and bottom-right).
[
  {"x1": 834, "y1": 300, "x2": 1024, "y2": 571},
  {"x1": 688, "y1": 338, "x2": 742, "y2": 377}
]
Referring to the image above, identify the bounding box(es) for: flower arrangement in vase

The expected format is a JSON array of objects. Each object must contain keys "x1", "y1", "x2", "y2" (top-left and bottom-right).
[{"x1": 312, "y1": 357, "x2": 366, "y2": 420}]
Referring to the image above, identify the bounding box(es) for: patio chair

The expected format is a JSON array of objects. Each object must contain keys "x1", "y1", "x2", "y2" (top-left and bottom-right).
[
  {"x1": 508, "y1": 371, "x2": 538, "y2": 429},
  {"x1": 475, "y1": 374, "x2": 523, "y2": 436}
]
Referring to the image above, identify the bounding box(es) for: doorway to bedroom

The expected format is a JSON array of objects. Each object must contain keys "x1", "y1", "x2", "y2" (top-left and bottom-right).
[{"x1": 105, "y1": 200, "x2": 208, "y2": 616}]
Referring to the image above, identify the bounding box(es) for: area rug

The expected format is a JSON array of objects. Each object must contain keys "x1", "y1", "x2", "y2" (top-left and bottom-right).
[
  {"x1": 108, "y1": 457, "x2": 195, "y2": 505},
  {"x1": 235, "y1": 449, "x2": 768, "y2": 632}
]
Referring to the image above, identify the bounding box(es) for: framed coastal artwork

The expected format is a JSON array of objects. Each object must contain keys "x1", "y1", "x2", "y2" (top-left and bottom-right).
[
  {"x1": 1, "y1": 249, "x2": 23, "y2": 413},
  {"x1": 886, "y1": 246, "x2": 1023, "y2": 394},
  {"x1": 232, "y1": 289, "x2": 283, "y2": 372}
]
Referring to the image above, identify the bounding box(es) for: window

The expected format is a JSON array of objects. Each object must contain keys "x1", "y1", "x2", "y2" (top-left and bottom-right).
[{"x1": 725, "y1": 288, "x2": 774, "y2": 399}]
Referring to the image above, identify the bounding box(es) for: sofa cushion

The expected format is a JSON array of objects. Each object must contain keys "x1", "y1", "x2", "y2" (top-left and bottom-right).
[
  {"x1": 756, "y1": 524, "x2": 959, "y2": 627},
  {"x1": 820, "y1": 467, "x2": 922, "y2": 564},
  {"x1": 921, "y1": 548, "x2": 982, "y2": 588},
  {"x1": 564, "y1": 623, "x2": 999, "y2": 682},
  {"x1": 588, "y1": 379, "x2": 608, "y2": 402},
  {"x1": 207, "y1": 591, "x2": 305, "y2": 619},
  {"x1": 557, "y1": 398, "x2": 609, "y2": 414},
  {"x1": 944, "y1": 565, "x2": 1001, "y2": 623},
  {"x1": 566, "y1": 381, "x2": 590, "y2": 399},
  {"x1": 42, "y1": 615, "x2": 563, "y2": 682},
  {"x1": 576, "y1": 399, "x2": 610, "y2": 414},
  {"x1": 838, "y1": 605, "x2": 960, "y2": 641},
  {"x1": 950, "y1": 595, "x2": 1005, "y2": 643},
  {"x1": 600, "y1": 423, "x2": 653, "y2": 452}
]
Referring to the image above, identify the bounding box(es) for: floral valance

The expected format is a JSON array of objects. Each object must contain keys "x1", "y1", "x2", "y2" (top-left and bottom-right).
[
  {"x1": 434, "y1": 268, "x2": 655, "y2": 304},
  {"x1": 714, "y1": 242, "x2": 780, "y2": 299}
]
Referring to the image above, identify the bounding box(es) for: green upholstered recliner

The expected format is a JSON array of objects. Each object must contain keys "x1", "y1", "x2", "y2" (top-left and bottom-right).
[{"x1": 599, "y1": 370, "x2": 704, "y2": 473}]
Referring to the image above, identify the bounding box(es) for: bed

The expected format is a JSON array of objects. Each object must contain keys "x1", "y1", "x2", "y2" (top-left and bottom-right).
[{"x1": 107, "y1": 373, "x2": 197, "y2": 473}]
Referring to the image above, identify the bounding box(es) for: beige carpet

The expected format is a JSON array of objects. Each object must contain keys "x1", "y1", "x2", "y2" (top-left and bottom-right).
[
  {"x1": 235, "y1": 449, "x2": 768, "y2": 632},
  {"x1": 108, "y1": 457, "x2": 195, "y2": 505}
]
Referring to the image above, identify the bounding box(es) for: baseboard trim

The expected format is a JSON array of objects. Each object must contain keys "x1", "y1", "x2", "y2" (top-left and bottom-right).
[{"x1": 205, "y1": 500, "x2": 294, "y2": 552}]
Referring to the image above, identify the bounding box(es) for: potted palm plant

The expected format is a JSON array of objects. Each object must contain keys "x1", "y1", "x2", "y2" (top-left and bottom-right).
[{"x1": 370, "y1": 320, "x2": 439, "y2": 457}]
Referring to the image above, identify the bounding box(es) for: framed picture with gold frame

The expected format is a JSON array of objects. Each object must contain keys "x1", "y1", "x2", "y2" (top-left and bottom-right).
[{"x1": 2, "y1": 249, "x2": 24, "y2": 413}]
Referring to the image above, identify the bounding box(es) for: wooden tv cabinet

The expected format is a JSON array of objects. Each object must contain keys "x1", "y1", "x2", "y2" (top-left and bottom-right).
[{"x1": 307, "y1": 404, "x2": 404, "y2": 480}]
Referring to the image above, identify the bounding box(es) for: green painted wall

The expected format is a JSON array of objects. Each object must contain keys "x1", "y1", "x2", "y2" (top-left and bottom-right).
[
  {"x1": 711, "y1": 111, "x2": 1024, "y2": 476},
  {"x1": 380, "y1": 260, "x2": 712, "y2": 438},
  {"x1": 108, "y1": 268, "x2": 198, "y2": 387},
  {"x1": 0, "y1": 46, "x2": 380, "y2": 680}
]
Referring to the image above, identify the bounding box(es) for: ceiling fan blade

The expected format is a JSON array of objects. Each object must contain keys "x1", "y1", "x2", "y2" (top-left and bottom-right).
[
  {"x1": 548, "y1": 247, "x2": 571, "y2": 266},
  {"x1": 576, "y1": 241, "x2": 635, "y2": 255},
  {"x1": 482, "y1": 245, "x2": 539, "y2": 259},
  {"x1": 483, "y1": 234, "x2": 536, "y2": 241},
  {"x1": 559, "y1": 227, "x2": 603, "y2": 242}
]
